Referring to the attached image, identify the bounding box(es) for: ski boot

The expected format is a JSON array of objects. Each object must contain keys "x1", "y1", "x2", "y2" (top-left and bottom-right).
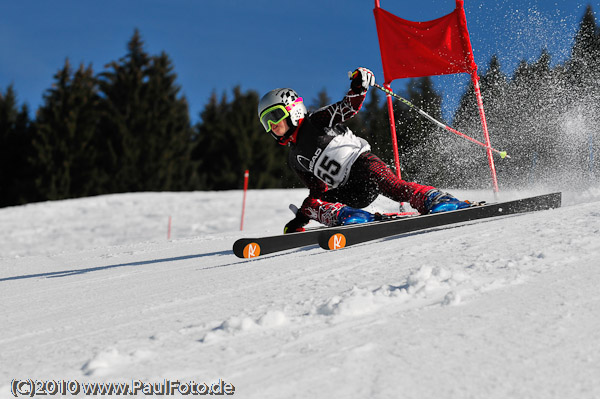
[
  {"x1": 424, "y1": 189, "x2": 472, "y2": 214},
  {"x1": 337, "y1": 206, "x2": 375, "y2": 225}
]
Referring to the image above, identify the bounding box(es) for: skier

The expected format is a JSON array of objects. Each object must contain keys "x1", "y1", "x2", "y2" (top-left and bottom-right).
[{"x1": 258, "y1": 67, "x2": 472, "y2": 234}]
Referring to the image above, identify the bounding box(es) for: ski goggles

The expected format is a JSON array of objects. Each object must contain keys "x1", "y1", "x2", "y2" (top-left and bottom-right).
[{"x1": 259, "y1": 97, "x2": 303, "y2": 132}]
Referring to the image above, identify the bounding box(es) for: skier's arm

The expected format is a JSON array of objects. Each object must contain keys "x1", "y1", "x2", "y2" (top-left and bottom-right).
[
  {"x1": 284, "y1": 169, "x2": 374, "y2": 231},
  {"x1": 293, "y1": 167, "x2": 372, "y2": 228},
  {"x1": 282, "y1": 169, "x2": 328, "y2": 233},
  {"x1": 296, "y1": 197, "x2": 374, "y2": 228},
  {"x1": 309, "y1": 90, "x2": 365, "y2": 128},
  {"x1": 309, "y1": 67, "x2": 375, "y2": 129}
]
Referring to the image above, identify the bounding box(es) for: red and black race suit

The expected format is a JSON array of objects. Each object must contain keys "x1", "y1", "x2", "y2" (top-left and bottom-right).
[{"x1": 287, "y1": 88, "x2": 434, "y2": 227}]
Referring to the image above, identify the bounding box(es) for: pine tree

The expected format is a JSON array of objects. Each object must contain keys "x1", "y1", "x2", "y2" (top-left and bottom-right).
[
  {"x1": 452, "y1": 57, "x2": 515, "y2": 189},
  {"x1": 565, "y1": 5, "x2": 600, "y2": 184},
  {"x1": 476, "y1": 56, "x2": 513, "y2": 187},
  {"x1": 520, "y1": 50, "x2": 565, "y2": 185},
  {"x1": 0, "y1": 86, "x2": 35, "y2": 207},
  {"x1": 448, "y1": 6, "x2": 600, "y2": 189},
  {"x1": 191, "y1": 91, "x2": 225, "y2": 190},
  {"x1": 569, "y1": 5, "x2": 600, "y2": 89},
  {"x1": 97, "y1": 29, "x2": 196, "y2": 193},
  {"x1": 143, "y1": 52, "x2": 198, "y2": 191},
  {"x1": 192, "y1": 87, "x2": 295, "y2": 190},
  {"x1": 32, "y1": 60, "x2": 103, "y2": 200}
]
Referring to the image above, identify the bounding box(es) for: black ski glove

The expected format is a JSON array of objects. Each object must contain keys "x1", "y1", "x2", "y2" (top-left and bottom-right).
[{"x1": 284, "y1": 213, "x2": 310, "y2": 234}]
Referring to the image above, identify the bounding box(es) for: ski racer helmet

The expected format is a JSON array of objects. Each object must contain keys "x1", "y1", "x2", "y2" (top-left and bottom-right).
[{"x1": 258, "y1": 88, "x2": 307, "y2": 142}]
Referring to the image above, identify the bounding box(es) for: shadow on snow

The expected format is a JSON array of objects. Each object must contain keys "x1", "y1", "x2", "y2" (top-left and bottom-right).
[{"x1": 0, "y1": 250, "x2": 232, "y2": 282}]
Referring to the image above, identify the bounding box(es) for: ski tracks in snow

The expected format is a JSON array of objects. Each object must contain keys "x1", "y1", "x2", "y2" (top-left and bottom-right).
[{"x1": 2, "y1": 190, "x2": 600, "y2": 398}]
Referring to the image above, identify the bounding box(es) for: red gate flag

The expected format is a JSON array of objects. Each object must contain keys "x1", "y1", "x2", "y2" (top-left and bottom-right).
[{"x1": 374, "y1": 0, "x2": 477, "y2": 84}]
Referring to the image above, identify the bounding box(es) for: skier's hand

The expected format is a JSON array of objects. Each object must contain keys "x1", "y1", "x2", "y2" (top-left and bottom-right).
[
  {"x1": 284, "y1": 214, "x2": 309, "y2": 234},
  {"x1": 350, "y1": 67, "x2": 375, "y2": 93}
]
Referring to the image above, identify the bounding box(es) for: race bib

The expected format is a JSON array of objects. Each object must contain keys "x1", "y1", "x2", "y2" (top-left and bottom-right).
[{"x1": 310, "y1": 132, "x2": 370, "y2": 188}]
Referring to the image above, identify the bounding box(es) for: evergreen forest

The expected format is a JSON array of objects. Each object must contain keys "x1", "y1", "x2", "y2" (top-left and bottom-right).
[{"x1": 1, "y1": 6, "x2": 599, "y2": 208}]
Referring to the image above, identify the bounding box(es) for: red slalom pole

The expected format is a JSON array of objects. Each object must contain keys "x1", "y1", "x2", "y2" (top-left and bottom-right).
[
  {"x1": 167, "y1": 216, "x2": 172, "y2": 240},
  {"x1": 384, "y1": 83, "x2": 402, "y2": 179},
  {"x1": 471, "y1": 72, "x2": 500, "y2": 194},
  {"x1": 240, "y1": 170, "x2": 249, "y2": 231}
]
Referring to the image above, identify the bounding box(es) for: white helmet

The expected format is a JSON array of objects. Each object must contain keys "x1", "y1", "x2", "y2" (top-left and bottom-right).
[{"x1": 258, "y1": 88, "x2": 307, "y2": 141}]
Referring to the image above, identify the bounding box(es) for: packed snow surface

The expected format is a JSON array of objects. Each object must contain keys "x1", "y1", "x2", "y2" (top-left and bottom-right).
[{"x1": 1, "y1": 187, "x2": 600, "y2": 398}]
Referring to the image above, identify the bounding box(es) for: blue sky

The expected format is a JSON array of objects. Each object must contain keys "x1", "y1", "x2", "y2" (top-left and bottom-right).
[{"x1": 1, "y1": 0, "x2": 598, "y2": 123}]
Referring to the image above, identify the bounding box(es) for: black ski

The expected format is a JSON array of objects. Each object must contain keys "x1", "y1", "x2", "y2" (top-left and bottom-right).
[
  {"x1": 317, "y1": 192, "x2": 562, "y2": 251},
  {"x1": 232, "y1": 213, "x2": 409, "y2": 258},
  {"x1": 233, "y1": 229, "x2": 324, "y2": 259}
]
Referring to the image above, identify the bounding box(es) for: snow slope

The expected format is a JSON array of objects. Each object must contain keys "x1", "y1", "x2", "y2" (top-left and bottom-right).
[{"x1": 1, "y1": 187, "x2": 600, "y2": 398}]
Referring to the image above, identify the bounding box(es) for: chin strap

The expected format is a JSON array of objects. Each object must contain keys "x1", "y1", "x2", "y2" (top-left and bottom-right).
[{"x1": 274, "y1": 118, "x2": 303, "y2": 146}]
